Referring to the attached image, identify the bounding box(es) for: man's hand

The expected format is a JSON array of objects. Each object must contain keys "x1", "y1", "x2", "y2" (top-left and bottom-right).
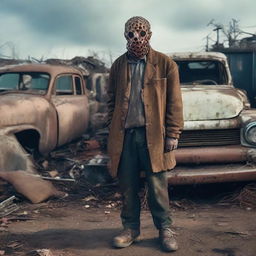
[{"x1": 164, "y1": 138, "x2": 178, "y2": 152}]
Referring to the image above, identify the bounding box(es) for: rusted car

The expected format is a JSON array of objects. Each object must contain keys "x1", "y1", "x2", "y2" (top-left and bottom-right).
[
  {"x1": 168, "y1": 52, "x2": 256, "y2": 184},
  {"x1": 86, "y1": 72, "x2": 109, "y2": 131},
  {"x1": 0, "y1": 64, "x2": 89, "y2": 172}
]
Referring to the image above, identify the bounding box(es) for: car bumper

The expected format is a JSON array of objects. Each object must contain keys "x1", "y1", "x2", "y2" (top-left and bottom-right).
[
  {"x1": 168, "y1": 163, "x2": 256, "y2": 184},
  {"x1": 175, "y1": 145, "x2": 250, "y2": 164},
  {"x1": 168, "y1": 145, "x2": 256, "y2": 184}
]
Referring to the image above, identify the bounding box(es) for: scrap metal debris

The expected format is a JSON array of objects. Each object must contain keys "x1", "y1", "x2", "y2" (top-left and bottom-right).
[
  {"x1": 6, "y1": 241, "x2": 22, "y2": 249},
  {"x1": 46, "y1": 55, "x2": 108, "y2": 73},
  {"x1": 0, "y1": 55, "x2": 108, "y2": 73},
  {"x1": 218, "y1": 183, "x2": 256, "y2": 209},
  {"x1": 171, "y1": 199, "x2": 197, "y2": 210},
  {"x1": 224, "y1": 230, "x2": 250, "y2": 237},
  {"x1": 86, "y1": 154, "x2": 109, "y2": 166},
  {"x1": 0, "y1": 171, "x2": 66, "y2": 204},
  {"x1": 28, "y1": 249, "x2": 54, "y2": 256},
  {"x1": 0, "y1": 196, "x2": 19, "y2": 217},
  {"x1": 38, "y1": 175, "x2": 75, "y2": 183},
  {"x1": 39, "y1": 139, "x2": 112, "y2": 186}
]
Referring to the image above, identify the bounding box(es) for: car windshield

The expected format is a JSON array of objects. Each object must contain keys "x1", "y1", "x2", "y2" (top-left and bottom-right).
[
  {"x1": 0, "y1": 72, "x2": 50, "y2": 94},
  {"x1": 175, "y1": 60, "x2": 228, "y2": 85}
]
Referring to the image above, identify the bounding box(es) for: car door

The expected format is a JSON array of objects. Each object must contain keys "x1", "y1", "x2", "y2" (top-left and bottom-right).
[{"x1": 51, "y1": 74, "x2": 89, "y2": 146}]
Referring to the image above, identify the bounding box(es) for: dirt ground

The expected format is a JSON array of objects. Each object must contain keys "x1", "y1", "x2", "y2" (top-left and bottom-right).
[{"x1": 1, "y1": 183, "x2": 256, "y2": 256}]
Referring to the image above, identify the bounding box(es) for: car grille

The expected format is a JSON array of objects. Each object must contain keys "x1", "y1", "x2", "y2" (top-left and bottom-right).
[{"x1": 179, "y1": 129, "x2": 241, "y2": 147}]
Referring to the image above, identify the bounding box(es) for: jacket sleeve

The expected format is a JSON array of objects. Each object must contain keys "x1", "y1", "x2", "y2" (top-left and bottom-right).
[
  {"x1": 106, "y1": 63, "x2": 116, "y2": 128},
  {"x1": 165, "y1": 60, "x2": 184, "y2": 139}
]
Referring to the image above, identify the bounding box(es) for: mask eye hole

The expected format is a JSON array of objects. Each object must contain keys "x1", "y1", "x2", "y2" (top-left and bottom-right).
[
  {"x1": 140, "y1": 31, "x2": 146, "y2": 37},
  {"x1": 128, "y1": 32, "x2": 134, "y2": 38}
]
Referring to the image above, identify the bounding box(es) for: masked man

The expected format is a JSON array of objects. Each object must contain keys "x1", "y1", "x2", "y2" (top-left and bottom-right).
[{"x1": 106, "y1": 16, "x2": 184, "y2": 252}]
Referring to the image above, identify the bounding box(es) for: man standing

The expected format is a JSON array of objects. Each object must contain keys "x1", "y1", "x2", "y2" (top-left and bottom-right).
[{"x1": 106, "y1": 16, "x2": 183, "y2": 252}]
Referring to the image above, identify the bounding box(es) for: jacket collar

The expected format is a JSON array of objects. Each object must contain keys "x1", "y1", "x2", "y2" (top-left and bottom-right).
[
  {"x1": 120, "y1": 47, "x2": 158, "y2": 87},
  {"x1": 143, "y1": 47, "x2": 158, "y2": 84},
  {"x1": 146, "y1": 47, "x2": 158, "y2": 65}
]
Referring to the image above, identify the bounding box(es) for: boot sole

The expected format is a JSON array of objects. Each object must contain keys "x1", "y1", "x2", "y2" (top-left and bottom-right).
[{"x1": 112, "y1": 236, "x2": 140, "y2": 248}]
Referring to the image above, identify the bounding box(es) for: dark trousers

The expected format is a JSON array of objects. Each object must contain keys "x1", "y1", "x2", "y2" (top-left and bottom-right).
[{"x1": 117, "y1": 127, "x2": 172, "y2": 230}]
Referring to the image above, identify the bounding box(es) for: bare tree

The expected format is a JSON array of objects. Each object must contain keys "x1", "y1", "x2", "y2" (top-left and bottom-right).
[
  {"x1": 207, "y1": 19, "x2": 256, "y2": 49},
  {"x1": 0, "y1": 41, "x2": 19, "y2": 59}
]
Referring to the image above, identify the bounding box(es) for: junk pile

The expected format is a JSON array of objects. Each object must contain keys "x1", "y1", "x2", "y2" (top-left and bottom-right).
[
  {"x1": 219, "y1": 183, "x2": 256, "y2": 209},
  {"x1": 0, "y1": 130, "x2": 116, "y2": 207},
  {"x1": 0, "y1": 55, "x2": 111, "y2": 207},
  {"x1": 0, "y1": 55, "x2": 108, "y2": 73},
  {"x1": 0, "y1": 171, "x2": 66, "y2": 204},
  {"x1": 0, "y1": 58, "x2": 26, "y2": 67},
  {"x1": 45, "y1": 56, "x2": 108, "y2": 73},
  {"x1": 0, "y1": 196, "x2": 19, "y2": 218}
]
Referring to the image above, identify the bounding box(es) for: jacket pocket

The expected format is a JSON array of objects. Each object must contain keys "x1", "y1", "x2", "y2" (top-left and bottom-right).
[{"x1": 153, "y1": 77, "x2": 167, "y2": 84}]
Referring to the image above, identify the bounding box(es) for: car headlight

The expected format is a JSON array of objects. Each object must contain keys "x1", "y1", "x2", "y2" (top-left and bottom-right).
[{"x1": 244, "y1": 122, "x2": 256, "y2": 145}]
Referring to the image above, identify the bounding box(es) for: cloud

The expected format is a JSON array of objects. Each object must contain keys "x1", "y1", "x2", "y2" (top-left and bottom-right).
[
  {"x1": 148, "y1": 0, "x2": 256, "y2": 32},
  {"x1": 1, "y1": 0, "x2": 123, "y2": 48},
  {"x1": 0, "y1": 0, "x2": 255, "y2": 60}
]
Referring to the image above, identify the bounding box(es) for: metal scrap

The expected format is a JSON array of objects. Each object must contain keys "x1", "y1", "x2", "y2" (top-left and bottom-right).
[
  {"x1": 218, "y1": 183, "x2": 256, "y2": 208},
  {"x1": 28, "y1": 249, "x2": 54, "y2": 256},
  {"x1": 0, "y1": 196, "x2": 19, "y2": 217},
  {"x1": 86, "y1": 154, "x2": 109, "y2": 166},
  {"x1": 35, "y1": 175, "x2": 75, "y2": 183},
  {"x1": 0, "y1": 171, "x2": 66, "y2": 204},
  {"x1": 224, "y1": 230, "x2": 250, "y2": 237}
]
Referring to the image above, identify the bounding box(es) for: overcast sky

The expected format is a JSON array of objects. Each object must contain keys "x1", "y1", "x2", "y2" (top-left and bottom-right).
[{"x1": 0, "y1": 0, "x2": 255, "y2": 66}]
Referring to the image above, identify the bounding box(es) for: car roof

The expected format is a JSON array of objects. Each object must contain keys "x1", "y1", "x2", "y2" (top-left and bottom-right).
[
  {"x1": 0, "y1": 63, "x2": 83, "y2": 76},
  {"x1": 168, "y1": 52, "x2": 227, "y2": 61}
]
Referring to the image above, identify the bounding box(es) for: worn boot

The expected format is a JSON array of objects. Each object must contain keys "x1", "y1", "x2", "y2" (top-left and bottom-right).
[
  {"x1": 159, "y1": 228, "x2": 178, "y2": 252},
  {"x1": 112, "y1": 228, "x2": 140, "y2": 248}
]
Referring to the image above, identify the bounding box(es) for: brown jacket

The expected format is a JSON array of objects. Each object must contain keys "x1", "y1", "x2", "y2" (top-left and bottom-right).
[{"x1": 107, "y1": 48, "x2": 184, "y2": 177}]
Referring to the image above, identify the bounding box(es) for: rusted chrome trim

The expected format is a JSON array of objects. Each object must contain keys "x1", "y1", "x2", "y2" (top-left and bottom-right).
[
  {"x1": 175, "y1": 145, "x2": 249, "y2": 164},
  {"x1": 168, "y1": 165, "x2": 256, "y2": 184}
]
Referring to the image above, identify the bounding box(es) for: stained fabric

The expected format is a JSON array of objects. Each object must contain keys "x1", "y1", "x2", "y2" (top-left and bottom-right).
[
  {"x1": 107, "y1": 48, "x2": 184, "y2": 177},
  {"x1": 125, "y1": 54, "x2": 146, "y2": 129},
  {"x1": 118, "y1": 127, "x2": 172, "y2": 229}
]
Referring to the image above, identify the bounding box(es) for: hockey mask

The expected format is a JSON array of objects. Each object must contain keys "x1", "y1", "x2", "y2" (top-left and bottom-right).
[{"x1": 124, "y1": 16, "x2": 152, "y2": 59}]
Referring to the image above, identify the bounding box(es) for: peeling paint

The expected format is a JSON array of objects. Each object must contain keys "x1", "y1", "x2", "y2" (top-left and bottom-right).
[
  {"x1": 0, "y1": 64, "x2": 89, "y2": 172},
  {"x1": 182, "y1": 87, "x2": 244, "y2": 121},
  {"x1": 167, "y1": 52, "x2": 256, "y2": 183}
]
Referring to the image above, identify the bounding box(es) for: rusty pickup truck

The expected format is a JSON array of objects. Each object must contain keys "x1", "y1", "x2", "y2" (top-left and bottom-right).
[
  {"x1": 168, "y1": 52, "x2": 256, "y2": 184},
  {"x1": 0, "y1": 64, "x2": 89, "y2": 172}
]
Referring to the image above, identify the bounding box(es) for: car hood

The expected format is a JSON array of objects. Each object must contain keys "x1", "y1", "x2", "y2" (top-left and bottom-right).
[
  {"x1": 0, "y1": 93, "x2": 50, "y2": 130},
  {"x1": 182, "y1": 86, "x2": 246, "y2": 121}
]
